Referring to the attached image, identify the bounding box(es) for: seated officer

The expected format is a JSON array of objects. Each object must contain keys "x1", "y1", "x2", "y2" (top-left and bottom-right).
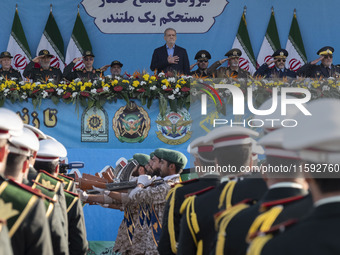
[
  {"x1": 110, "y1": 60, "x2": 123, "y2": 77},
  {"x1": 212, "y1": 48, "x2": 250, "y2": 78},
  {"x1": 254, "y1": 49, "x2": 296, "y2": 78},
  {"x1": 63, "y1": 50, "x2": 104, "y2": 81},
  {"x1": 297, "y1": 46, "x2": 340, "y2": 78},
  {"x1": 23, "y1": 49, "x2": 62, "y2": 83},
  {"x1": 190, "y1": 50, "x2": 214, "y2": 77},
  {"x1": 0, "y1": 51, "x2": 22, "y2": 81}
]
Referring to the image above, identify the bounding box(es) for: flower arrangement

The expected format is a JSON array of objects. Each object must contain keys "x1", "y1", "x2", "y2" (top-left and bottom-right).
[{"x1": 1, "y1": 74, "x2": 340, "y2": 115}]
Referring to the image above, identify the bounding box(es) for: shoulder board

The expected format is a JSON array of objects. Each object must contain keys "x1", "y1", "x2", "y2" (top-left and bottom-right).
[
  {"x1": 64, "y1": 190, "x2": 79, "y2": 197},
  {"x1": 31, "y1": 181, "x2": 57, "y2": 202},
  {"x1": 180, "y1": 178, "x2": 199, "y2": 185},
  {"x1": 95, "y1": 69, "x2": 102, "y2": 72},
  {"x1": 185, "y1": 186, "x2": 215, "y2": 198},
  {"x1": 75, "y1": 68, "x2": 83, "y2": 71},
  {"x1": 7, "y1": 179, "x2": 45, "y2": 198},
  {"x1": 58, "y1": 174, "x2": 74, "y2": 181},
  {"x1": 261, "y1": 195, "x2": 306, "y2": 210},
  {"x1": 236, "y1": 198, "x2": 257, "y2": 206},
  {"x1": 249, "y1": 219, "x2": 298, "y2": 240},
  {"x1": 38, "y1": 170, "x2": 63, "y2": 182}
]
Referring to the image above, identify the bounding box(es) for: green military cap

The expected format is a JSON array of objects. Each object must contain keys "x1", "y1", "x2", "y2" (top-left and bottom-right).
[
  {"x1": 154, "y1": 148, "x2": 188, "y2": 169},
  {"x1": 0, "y1": 51, "x2": 13, "y2": 59},
  {"x1": 133, "y1": 153, "x2": 150, "y2": 166},
  {"x1": 225, "y1": 48, "x2": 242, "y2": 58},
  {"x1": 110, "y1": 60, "x2": 123, "y2": 67},
  {"x1": 150, "y1": 152, "x2": 155, "y2": 159},
  {"x1": 83, "y1": 50, "x2": 95, "y2": 58},
  {"x1": 38, "y1": 49, "x2": 53, "y2": 57}
]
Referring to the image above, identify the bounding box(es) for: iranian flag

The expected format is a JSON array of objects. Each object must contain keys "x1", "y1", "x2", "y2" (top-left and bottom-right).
[
  {"x1": 232, "y1": 7, "x2": 257, "y2": 75},
  {"x1": 65, "y1": 11, "x2": 92, "y2": 70},
  {"x1": 36, "y1": 10, "x2": 65, "y2": 71},
  {"x1": 256, "y1": 8, "x2": 281, "y2": 68},
  {"x1": 285, "y1": 10, "x2": 307, "y2": 71},
  {"x1": 7, "y1": 8, "x2": 32, "y2": 75}
]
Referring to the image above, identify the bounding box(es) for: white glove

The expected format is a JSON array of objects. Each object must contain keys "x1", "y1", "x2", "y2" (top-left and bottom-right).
[
  {"x1": 137, "y1": 175, "x2": 152, "y2": 186},
  {"x1": 103, "y1": 194, "x2": 113, "y2": 203},
  {"x1": 128, "y1": 187, "x2": 142, "y2": 200},
  {"x1": 92, "y1": 186, "x2": 110, "y2": 195},
  {"x1": 79, "y1": 190, "x2": 89, "y2": 202},
  {"x1": 100, "y1": 204, "x2": 109, "y2": 208}
]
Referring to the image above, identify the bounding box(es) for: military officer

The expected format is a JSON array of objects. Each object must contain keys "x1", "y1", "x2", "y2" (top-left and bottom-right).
[
  {"x1": 254, "y1": 49, "x2": 297, "y2": 78},
  {"x1": 0, "y1": 51, "x2": 22, "y2": 81},
  {"x1": 23, "y1": 49, "x2": 63, "y2": 83},
  {"x1": 211, "y1": 48, "x2": 250, "y2": 78},
  {"x1": 247, "y1": 98, "x2": 340, "y2": 255},
  {"x1": 190, "y1": 50, "x2": 215, "y2": 77},
  {"x1": 297, "y1": 46, "x2": 340, "y2": 78},
  {"x1": 0, "y1": 108, "x2": 53, "y2": 255},
  {"x1": 110, "y1": 60, "x2": 123, "y2": 77},
  {"x1": 63, "y1": 50, "x2": 104, "y2": 81}
]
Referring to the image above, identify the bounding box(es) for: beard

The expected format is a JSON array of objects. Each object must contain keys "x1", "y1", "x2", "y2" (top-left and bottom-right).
[{"x1": 150, "y1": 167, "x2": 161, "y2": 177}]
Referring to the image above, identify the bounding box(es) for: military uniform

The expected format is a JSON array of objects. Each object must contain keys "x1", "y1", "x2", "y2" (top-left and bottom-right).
[
  {"x1": 0, "y1": 220, "x2": 13, "y2": 255},
  {"x1": 0, "y1": 67, "x2": 22, "y2": 81},
  {"x1": 190, "y1": 50, "x2": 216, "y2": 78},
  {"x1": 0, "y1": 178, "x2": 53, "y2": 255},
  {"x1": 213, "y1": 184, "x2": 311, "y2": 255},
  {"x1": 158, "y1": 175, "x2": 220, "y2": 255},
  {"x1": 254, "y1": 49, "x2": 296, "y2": 78},
  {"x1": 63, "y1": 50, "x2": 103, "y2": 81}
]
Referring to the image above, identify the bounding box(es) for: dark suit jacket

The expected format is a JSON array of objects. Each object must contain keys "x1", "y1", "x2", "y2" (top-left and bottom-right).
[
  {"x1": 150, "y1": 44, "x2": 190, "y2": 75},
  {"x1": 297, "y1": 63, "x2": 340, "y2": 78},
  {"x1": 254, "y1": 63, "x2": 296, "y2": 78},
  {"x1": 262, "y1": 202, "x2": 340, "y2": 255}
]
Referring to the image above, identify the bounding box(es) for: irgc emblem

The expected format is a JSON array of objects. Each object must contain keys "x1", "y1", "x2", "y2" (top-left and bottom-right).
[
  {"x1": 81, "y1": 106, "x2": 109, "y2": 142},
  {"x1": 156, "y1": 107, "x2": 192, "y2": 145},
  {"x1": 112, "y1": 101, "x2": 150, "y2": 143}
]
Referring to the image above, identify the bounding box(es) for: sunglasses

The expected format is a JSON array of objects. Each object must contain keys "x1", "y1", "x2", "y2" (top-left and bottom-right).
[
  {"x1": 198, "y1": 60, "x2": 208, "y2": 63},
  {"x1": 84, "y1": 58, "x2": 94, "y2": 61},
  {"x1": 323, "y1": 55, "x2": 333, "y2": 59},
  {"x1": 276, "y1": 59, "x2": 286, "y2": 62}
]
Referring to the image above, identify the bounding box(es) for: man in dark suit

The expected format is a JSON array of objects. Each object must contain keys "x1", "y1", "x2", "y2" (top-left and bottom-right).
[
  {"x1": 297, "y1": 46, "x2": 340, "y2": 78},
  {"x1": 254, "y1": 49, "x2": 296, "y2": 78},
  {"x1": 150, "y1": 28, "x2": 190, "y2": 75}
]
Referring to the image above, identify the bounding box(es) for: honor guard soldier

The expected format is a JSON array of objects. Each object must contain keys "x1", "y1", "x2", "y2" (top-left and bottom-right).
[
  {"x1": 212, "y1": 127, "x2": 312, "y2": 255},
  {"x1": 254, "y1": 49, "x2": 296, "y2": 78},
  {"x1": 0, "y1": 51, "x2": 22, "y2": 81},
  {"x1": 0, "y1": 108, "x2": 53, "y2": 255},
  {"x1": 297, "y1": 46, "x2": 340, "y2": 78},
  {"x1": 158, "y1": 136, "x2": 220, "y2": 255},
  {"x1": 63, "y1": 50, "x2": 104, "y2": 82},
  {"x1": 23, "y1": 49, "x2": 63, "y2": 83},
  {"x1": 248, "y1": 99, "x2": 340, "y2": 255},
  {"x1": 190, "y1": 50, "x2": 216, "y2": 77},
  {"x1": 212, "y1": 48, "x2": 250, "y2": 78},
  {"x1": 177, "y1": 126, "x2": 267, "y2": 255}
]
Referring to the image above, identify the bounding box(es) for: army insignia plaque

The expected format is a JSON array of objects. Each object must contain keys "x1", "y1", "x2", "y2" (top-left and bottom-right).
[
  {"x1": 112, "y1": 101, "x2": 150, "y2": 143},
  {"x1": 81, "y1": 106, "x2": 109, "y2": 142},
  {"x1": 156, "y1": 107, "x2": 192, "y2": 145}
]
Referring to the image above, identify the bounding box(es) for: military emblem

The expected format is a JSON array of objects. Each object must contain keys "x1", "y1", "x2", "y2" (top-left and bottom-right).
[
  {"x1": 233, "y1": 51, "x2": 237, "y2": 56},
  {"x1": 41, "y1": 179, "x2": 55, "y2": 190},
  {"x1": 156, "y1": 107, "x2": 192, "y2": 145},
  {"x1": 0, "y1": 199, "x2": 19, "y2": 221},
  {"x1": 86, "y1": 51, "x2": 91, "y2": 55},
  {"x1": 81, "y1": 106, "x2": 109, "y2": 142},
  {"x1": 43, "y1": 50, "x2": 48, "y2": 55},
  {"x1": 112, "y1": 101, "x2": 150, "y2": 143},
  {"x1": 202, "y1": 53, "x2": 206, "y2": 58}
]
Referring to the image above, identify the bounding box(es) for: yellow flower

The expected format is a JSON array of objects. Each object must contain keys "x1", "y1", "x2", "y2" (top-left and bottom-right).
[
  {"x1": 132, "y1": 81, "x2": 140, "y2": 87},
  {"x1": 80, "y1": 86, "x2": 85, "y2": 91},
  {"x1": 234, "y1": 83, "x2": 241, "y2": 87},
  {"x1": 143, "y1": 74, "x2": 150, "y2": 81},
  {"x1": 175, "y1": 84, "x2": 181, "y2": 89},
  {"x1": 112, "y1": 80, "x2": 118, "y2": 86},
  {"x1": 122, "y1": 80, "x2": 130, "y2": 84},
  {"x1": 150, "y1": 76, "x2": 156, "y2": 81}
]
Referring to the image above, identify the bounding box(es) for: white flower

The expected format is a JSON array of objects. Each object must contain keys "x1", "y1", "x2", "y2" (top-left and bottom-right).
[
  {"x1": 72, "y1": 92, "x2": 78, "y2": 98},
  {"x1": 167, "y1": 77, "x2": 176, "y2": 83},
  {"x1": 322, "y1": 85, "x2": 330, "y2": 91},
  {"x1": 175, "y1": 87, "x2": 180, "y2": 93},
  {"x1": 91, "y1": 89, "x2": 97, "y2": 94},
  {"x1": 19, "y1": 81, "x2": 24, "y2": 86},
  {"x1": 4, "y1": 88, "x2": 9, "y2": 96},
  {"x1": 42, "y1": 91, "x2": 48, "y2": 98},
  {"x1": 21, "y1": 92, "x2": 27, "y2": 99},
  {"x1": 35, "y1": 82, "x2": 41, "y2": 85},
  {"x1": 0, "y1": 77, "x2": 3, "y2": 81},
  {"x1": 59, "y1": 81, "x2": 65, "y2": 84},
  {"x1": 192, "y1": 89, "x2": 198, "y2": 96},
  {"x1": 178, "y1": 92, "x2": 181, "y2": 95},
  {"x1": 162, "y1": 85, "x2": 167, "y2": 90},
  {"x1": 103, "y1": 87, "x2": 109, "y2": 91},
  {"x1": 129, "y1": 85, "x2": 134, "y2": 91},
  {"x1": 99, "y1": 77, "x2": 104, "y2": 81},
  {"x1": 158, "y1": 72, "x2": 165, "y2": 77},
  {"x1": 328, "y1": 77, "x2": 335, "y2": 81},
  {"x1": 74, "y1": 78, "x2": 81, "y2": 83},
  {"x1": 48, "y1": 78, "x2": 54, "y2": 82},
  {"x1": 168, "y1": 94, "x2": 175, "y2": 100},
  {"x1": 141, "y1": 81, "x2": 146, "y2": 86},
  {"x1": 106, "y1": 75, "x2": 112, "y2": 79},
  {"x1": 115, "y1": 76, "x2": 121, "y2": 80},
  {"x1": 11, "y1": 77, "x2": 17, "y2": 81},
  {"x1": 56, "y1": 88, "x2": 64, "y2": 95},
  {"x1": 150, "y1": 85, "x2": 157, "y2": 90}
]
